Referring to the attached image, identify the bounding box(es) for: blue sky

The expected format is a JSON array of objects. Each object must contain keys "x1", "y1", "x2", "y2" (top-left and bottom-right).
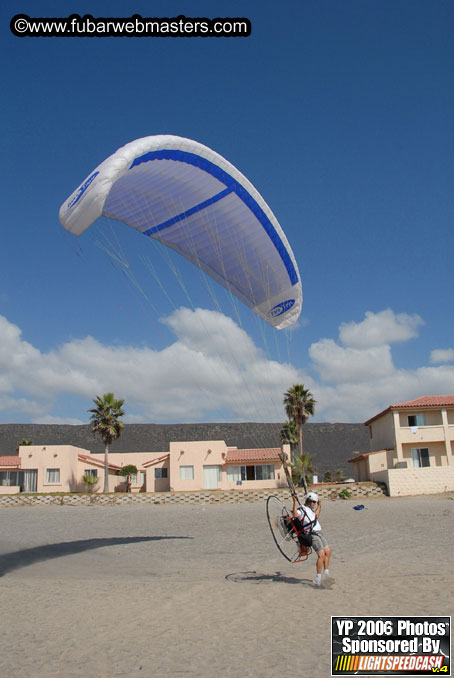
[{"x1": 1, "y1": 0, "x2": 453, "y2": 425}]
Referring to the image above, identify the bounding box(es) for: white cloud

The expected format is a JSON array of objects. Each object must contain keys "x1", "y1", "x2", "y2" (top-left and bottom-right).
[
  {"x1": 32, "y1": 415, "x2": 86, "y2": 425},
  {"x1": 311, "y1": 366, "x2": 454, "y2": 423},
  {"x1": 430, "y1": 349, "x2": 454, "y2": 364},
  {"x1": 279, "y1": 315, "x2": 310, "y2": 333},
  {"x1": 339, "y1": 309, "x2": 424, "y2": 348},
  {"x1": 307, "y1": 309, "x2": 454, "y2": 421},
  {"x1": 163, "y1": 307, "x2": 259, "y2": 363},
  {"x1": 0, "y1": 308, "x2": 453, "y2": 426},
  {"x1": 0, "y1": 395, "x2": 47, "y2": 419},
  {"x1": 309, "y1": 339, "x2": 394, "y2": 384},
  {"x1": 0, "y1": 311, "x2": 303, "y2": 424}
]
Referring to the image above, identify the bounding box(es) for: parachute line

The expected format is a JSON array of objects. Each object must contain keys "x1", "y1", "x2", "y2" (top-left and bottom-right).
[
  {"x1": 130, "y1": 149, "x2": 299, "y2": 286},
  {"x1": 60, "y1": 135, "x2": 302, "y2": 330}
]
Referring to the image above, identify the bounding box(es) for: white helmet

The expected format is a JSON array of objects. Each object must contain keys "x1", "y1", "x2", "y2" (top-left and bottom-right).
[{"x1": 305, "y1": 492, "x2": 319, "y2": 503}]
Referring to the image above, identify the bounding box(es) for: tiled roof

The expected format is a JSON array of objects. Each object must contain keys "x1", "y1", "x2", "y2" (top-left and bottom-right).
[
  {"x1": 77, "y1": 453, "x2": 122, "y2": 471},
  {"x1": 0, "y1": 456, "x2": 21, "y2": 467},
  {"x1": 143, "y1": 454, "x2": 169, "y2": 468},
  {"x1": 364, "y1": 395, "x2": 454, "y2": 425},
  {"x1": 225, "y1": 448, "x2": 281, "y2": 464},
  {"x1": 348, "y1": 449, "x2": 388, "y2": 463},
  {"x1": 392, "y1": 395, "x2": 454, "y2": 409}
]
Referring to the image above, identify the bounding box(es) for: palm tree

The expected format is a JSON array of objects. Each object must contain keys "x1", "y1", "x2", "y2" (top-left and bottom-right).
[
  {"x1": 283, "y1": 384, "x2": 316, "y2": 493},
  {"x1": 280, "y1": 419, "x2": 298, "y2": 459},
  {"x1": 120, "y1": 464, "x2": 138, "y2": 493},
  {"x1": 16, "y1": 439, "x2": 33, "y2": 452},
  {"x1": 288, "y1": 452, "x2": 315, "y2": 488},
  {"x1": 82, "y1": 473, "x2": 99, "y2": 493},
  {"x1": 88, "y1": 393, "x2": 125, "y2": 493}
]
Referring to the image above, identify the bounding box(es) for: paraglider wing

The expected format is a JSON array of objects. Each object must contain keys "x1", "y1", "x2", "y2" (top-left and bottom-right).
[{"x1": 59, "y1": 135, "x2": 302, "y2": 329}]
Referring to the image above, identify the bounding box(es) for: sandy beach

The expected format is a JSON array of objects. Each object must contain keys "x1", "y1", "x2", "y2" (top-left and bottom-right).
[{"x1": 1, "y1": 493, "x2": 452, "y2": 678}]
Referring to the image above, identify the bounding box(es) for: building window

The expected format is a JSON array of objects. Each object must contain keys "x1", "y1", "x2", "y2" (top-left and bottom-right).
[
  {"x1": 140, "y1": 471, "x2": 146, "y2": 484},
  {"x1": 227, "y1": 464, "x2": 275, "y2": 481},
  {"x1": 411, "y1": 448, "x2": 430, "y2": 468},
  {"x1": 154, "y1": 467, "x2": 168, "y2": 479},
  {"x1": 130, "y1": 473, "x2": 137, "y2": 484},
  {"x1": 408, "y1": 414, "x2": 425, "y2": 427},
  {"x1": 244, "y1": 466, "x2": 255, "y2": 480},
  {"x1": 227, "y1": 466, "x2": 241, "y2": 482},
  {"x1": 85, "y1": 469, "x2": 98, "y2": 477},
  {"x1": 255, "y1": 464, "x2": 275, "y2": 480},
  {"x1": 0, "y1": 471, "x2": 20, "y2": 486},
  {"x1": 46, "y1": 468, "x2": 60, "y2": 483},
  {"x1": 179, "y1": 465, "x2": 194, "y2": 480}
]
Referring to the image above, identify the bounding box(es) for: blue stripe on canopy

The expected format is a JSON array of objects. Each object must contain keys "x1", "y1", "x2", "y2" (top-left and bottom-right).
[
  {"x1": 143, "y1": 187, "x2": 233, "y2": 236},
  {"x1": 130, "y1": 150, "x2": 299, "y2": 286}
]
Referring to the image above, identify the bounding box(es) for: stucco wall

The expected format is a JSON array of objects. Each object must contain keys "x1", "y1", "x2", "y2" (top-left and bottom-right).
[
  {"x1": 351, "y1": 458, "x2": 368, "y2": 482},
  {"x1": 16, "y1": 446, "x2": 171, "y2": 494},
  {"x1": 20, "y1": 445, "x2": 84, "y2": 492},
  {"x1": 9, "y1": 443, "x2": 290, "y2": 495},
  {"x1": 401, "y1": 442, "x2": 448, "y2": 468},
  {"x1": 397, "y1": 426, "x2": 447, "y2": 448},
  {"x1": 89, "y1": 452, "x2": 170, "y2": 492},
  {"x1": 168, "y1": 440, "x2": 287, "y2": 491},
  {"x1": 369, "y1": 412, "x2": 395, "y2": 450},
  {"x1": 350, "y1": 450, "x2": 397, "y2": 481},
  {"x1": 169, "y1": 440, "x2": 227, "y2": 491},
  {"x1": 0, "y1": 485, "x2": 21, "y2": 494},
  {"x1": 398, "y1": 410, "x2": 443, "y2": 427},
  {"x1": 367, "y1": 450, "x2": 397, "y2": 473}
]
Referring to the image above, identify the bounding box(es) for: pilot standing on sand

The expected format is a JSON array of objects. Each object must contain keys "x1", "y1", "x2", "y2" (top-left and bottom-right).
[{"x1": 292, "y1": 492, "x2": 332, "y2": 587}]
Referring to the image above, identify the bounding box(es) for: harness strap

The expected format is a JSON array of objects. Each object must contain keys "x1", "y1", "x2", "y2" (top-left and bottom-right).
[{"x1": 296, "y1": 505, "x2": 317, "y2": 534}]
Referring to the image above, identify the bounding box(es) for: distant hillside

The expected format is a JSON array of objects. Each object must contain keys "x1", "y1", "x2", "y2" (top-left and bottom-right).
[{"x1": 0, "y1": 422, "x2": 369, "y2": 476}]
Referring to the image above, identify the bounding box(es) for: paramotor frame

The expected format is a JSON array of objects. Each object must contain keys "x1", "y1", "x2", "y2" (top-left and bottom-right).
[{"x1": 266, "y1": 495, "x2": 312, "y2": 563}]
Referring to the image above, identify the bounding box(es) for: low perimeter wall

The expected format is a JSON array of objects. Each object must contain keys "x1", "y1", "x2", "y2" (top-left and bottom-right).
[
  {"x1": 0, "y1": 482, "x2": 386, "y2": 508},
  {"x1": 371, "y1": 466, "x2": 454, "y2": 497}
]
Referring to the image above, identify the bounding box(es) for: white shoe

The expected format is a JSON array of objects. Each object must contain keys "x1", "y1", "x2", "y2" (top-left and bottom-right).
[{"x1": 313, "y1": 577, "x2": 322, "y2": 587}]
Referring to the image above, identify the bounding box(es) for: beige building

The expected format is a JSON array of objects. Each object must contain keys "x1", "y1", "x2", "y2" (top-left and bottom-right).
[
  {"x1": 0, "y1": 441, "x2": 290, "y2": 494},
  {"x1": 348, "y1": 395, "x2": 454, "y2": 496}
]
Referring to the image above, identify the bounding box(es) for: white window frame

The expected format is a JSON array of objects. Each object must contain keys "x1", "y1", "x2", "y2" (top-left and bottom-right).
[
  {"x1": 46, "y1": 468, "x2": 60, "y2": 483},
  {"x1": 179, "y1": 465, "x2": 194, "y2": 481},
  {"x1": 256, "y1": 464, "x2": 275, "y2": 480},
  {"x1": 85, "y1": 469, "x2": 98, "y2": 477},
  {"x1": 227, "y1": 466, "x2": 242, "y2": 482},
  {"x1": 227, "y1": 464, "x2": 275, "y2": 481}
]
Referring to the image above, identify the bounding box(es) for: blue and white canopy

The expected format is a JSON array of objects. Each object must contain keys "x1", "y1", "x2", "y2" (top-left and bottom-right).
[{"x1": 59, "y1": 135, "x2": 302, "y2": 329}]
